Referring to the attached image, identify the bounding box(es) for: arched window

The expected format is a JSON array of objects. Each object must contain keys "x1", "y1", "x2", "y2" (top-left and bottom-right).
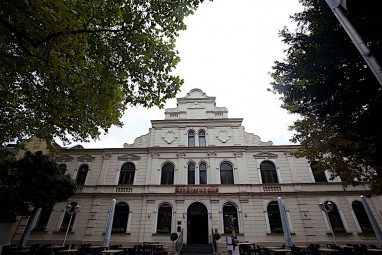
[
  {"x1": 220, "y1": 162, "x2": 234, "y2": 184},
  {"x1": 76, "y1": 165, "x2": 88, "y2": 185},
  {"x1": 188, "y1": 130, "x2": 195, "y2": 147},
  {"x1": 188, "y1": 163, "x2": 195, "y2": 185},
  {"x1": 157, "y1": 204, "x2": 172, "y2": 233},
  {"x1": 325, "y1": 201, "x2": 346, "y2": 233},
  {"x1": 223, "y1": 204, "x2": 239, "y2": 234},
  {"x1": 60, "y1": 202, "x2": 78, "y2": 232},
  {"x1": 58, "y1": 164, "x2": 67, "y2": 174},
  {"x1": 352, "y1": 201, "x2": 373, "y2": 233},
  {"x1": 199, "y1": 130, "x2": 206, "y2": 147},
  {"x1": 112, "y1": 202, "x2": 129, "y2": 233},
  {"x1": 311, "y1": 161, "x2": 327, "y2": 182},
  {"x1": 267, "y1": 201, "x2": 283, "y2": 233},
  {"x1": 199, "y1": 163, "x2": 207, "y2": 185},
  {"x1": 260, "y1": 161, "x2": 278, "y2": 184},
  {"x1": 161, "y1": 163, "x2": 174, "y2": 185},
  {"x1": 33, "y1": 207, "x2": 52, "y2": 231},
  {"x1": 119, "y1": 163, "x2": 135, "y2": 185}
]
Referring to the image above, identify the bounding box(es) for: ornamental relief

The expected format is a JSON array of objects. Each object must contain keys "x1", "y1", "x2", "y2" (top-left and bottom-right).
[
  {"x1": 216, "y1": 129, "x2": 231, "y2": 143},
  {"x1": 162, "y1": 130, "x2": 177, "y2": 144}
]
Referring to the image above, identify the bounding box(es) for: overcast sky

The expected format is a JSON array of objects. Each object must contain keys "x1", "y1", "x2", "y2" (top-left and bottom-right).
[{"x1": 74, "y1": 0, "x2": 304, "y2": 149}]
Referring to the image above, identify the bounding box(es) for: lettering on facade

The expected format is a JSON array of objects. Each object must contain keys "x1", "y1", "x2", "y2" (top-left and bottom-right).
[{"x1": 175, "y1": 187, "x2": 219, "y2": 194}]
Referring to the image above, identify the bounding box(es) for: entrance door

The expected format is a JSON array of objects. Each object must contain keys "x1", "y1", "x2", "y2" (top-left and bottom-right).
[{"x1": 187, "y1": 202, "x2": 208, "y2": 244}]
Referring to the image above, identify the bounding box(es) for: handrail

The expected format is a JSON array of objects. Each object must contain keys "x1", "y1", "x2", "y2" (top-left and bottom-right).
[{"x1": 175, "y1": 229, "x2": 184, "y2": 254}]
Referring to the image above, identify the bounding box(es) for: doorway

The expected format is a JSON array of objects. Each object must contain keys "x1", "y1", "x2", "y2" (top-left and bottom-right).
[{"x1": 187, "y1": 202, "x2": 209, "y2": 244}]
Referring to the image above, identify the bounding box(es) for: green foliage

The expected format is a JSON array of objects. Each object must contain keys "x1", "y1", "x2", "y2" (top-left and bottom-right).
[
  {"x1": 0, "y1": 151, "x2": 76, "y2": 221},
  {"x1": 170, "y1": 232, "x2": 178, "y2": 241},
  {"x1": 213, "y1": 232, "x2": 221, "y2": 240},
  {"x1": 271, "y1": 0, "x2": 382, "y2": 194},
  {"x1": 0, "y1": 0, "x2": 204, "y2": 145}
]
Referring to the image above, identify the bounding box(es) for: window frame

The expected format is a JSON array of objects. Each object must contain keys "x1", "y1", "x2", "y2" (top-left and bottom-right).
[
  {"x1": 198, "y1": 130, "x2": 206, "y2": 147},
  {"x1": 112, "y1": 202, "x2": 130, "y2": 233},
  {"x1": 76, "y1": 164, "x2": 89, "y2": 185},
  {"x1": 188, "y1": 130, "x2": 195, "y2": 147},
  {"x1": 260, "y1": 161, "x2": 279, "y2": 184},
  {"x1": 220, "y1": 162, "x2": 234, "y2": 184},
  {"x1": 222, "y1": 204, "x2": 240, "y2": 234},
  {"x1": 199, "y1": 162, "x2": 207, "y2": 185},
  {"x1": 188, "y1": 163, "x2": 195, "y2": 185},
  {"x1": 267, "y1": 201, "x2": 283, "y2": 233},
  {"x1": 352, "y1": 200, "x2": 373, "y2": 233},
  {"x1": 156, "y1": 204, "x2": 172, "y2": 234},
  {"x1": 118, "y1": 162, "x2": 136, "y2": 185},
  {"x1": 161, "y1": 163, "x2": 174, "y2": 185}
]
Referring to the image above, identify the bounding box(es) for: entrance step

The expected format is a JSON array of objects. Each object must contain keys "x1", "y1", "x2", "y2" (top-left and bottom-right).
[{"x1": 180, "y1": 244, "x2": 213, "y2": 255}]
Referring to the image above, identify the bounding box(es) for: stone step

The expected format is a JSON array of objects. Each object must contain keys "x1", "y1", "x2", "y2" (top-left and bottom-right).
[{"x1": 181, "y1": 244, "x2": 213, "y2": 254}]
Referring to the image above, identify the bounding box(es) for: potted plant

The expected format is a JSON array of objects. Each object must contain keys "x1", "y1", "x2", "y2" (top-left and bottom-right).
[
  {"x1": 213, "y1": 233, "x2": 221, "y2": 241},
  {"x1": 170, "y1": 232, "x2": 179, "y2": 254}
]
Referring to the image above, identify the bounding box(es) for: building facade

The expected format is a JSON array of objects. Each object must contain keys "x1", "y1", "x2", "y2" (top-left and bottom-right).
[{"x1": 13, "y1": 88, "x2": 382, "y2": 250}]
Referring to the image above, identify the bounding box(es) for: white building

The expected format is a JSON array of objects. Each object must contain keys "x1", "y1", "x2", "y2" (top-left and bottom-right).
[{"x1": 13, "y1": 88, "x2": 382, "y2": 251}]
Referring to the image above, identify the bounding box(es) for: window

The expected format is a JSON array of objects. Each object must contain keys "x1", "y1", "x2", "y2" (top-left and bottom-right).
[
  {"x1": 76, "y1": 165, "x2": 88, "y2": 185},
  {"x1": 157, "y1": 205, "x2": 172, "y2": 233},
  {"x1": 311, "y1": 161, "x2": 327, "y2": 182},
  {"x1": 188, "y1": 130, "x2": 195, "y2": 147},
  {"x1": 199, "y1": 130, "x2": 206, "y2": 147},
  {"x1": 33, "y1": 208, "x2": 52, "y2": 231},
  {"x1": 60, "y1": 202, "x2": 78, "y2": 232},
  {"x1": 161, "y1": 163, "x2": 174, "y2": 185},
  {"x1": 325, "y1": 201, "x2": 346, "y2": 233},
  {"x1": 267, "y1": 202, "x2": 283, "y2": 233},
  {"x1": 58, "y1": 164, "x2": 67, "y2": 174},
  {"x1": 199, "y1": 163, "x2": 207, "y2": 184},
  {"x1": 119, "y1": 163, "x2": 135, "y2": 185},
  {"x1": 260, "y1": 161, "x2": 278, "y2": 184},
  {"x1": 112, "y1": 203, "x2": 129, "y2": 233},
  {"x1": 352, "y1": 201, "x2": 373, "y2": 233},
  {"x1": 188, "y1": 163, "x2": 195, "y2": 184},
  {"x1": 223, "y1": 204, "x2": 239, "y2": 234},
  {"x1": 220, "y1": 162, "x2": 234, "y2": 184}
]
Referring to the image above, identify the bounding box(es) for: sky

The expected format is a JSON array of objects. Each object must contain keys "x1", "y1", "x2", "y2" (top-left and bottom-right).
[{"x1": 75, "y1": 0, "x2": 304, "y2": 149}]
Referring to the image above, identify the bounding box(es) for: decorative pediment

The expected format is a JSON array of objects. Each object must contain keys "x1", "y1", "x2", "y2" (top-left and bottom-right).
[
  {"x1": 77, "y1": 154, "x2": 95, "y2": 162},
  {"x1": 56, "y1": 153, "x2": 74, "y2": 162},
  {"x1": 253, "y1": 151, "x2": 278, "y2": 159},
  {"x1": 118, "y1": 153, "x2": 141, "y2": 161}
]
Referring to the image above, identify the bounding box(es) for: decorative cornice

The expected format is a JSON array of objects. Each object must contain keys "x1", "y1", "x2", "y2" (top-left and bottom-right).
[
  {"x1": 77, "y1": 154, "x2": 96, "y2": 162},
  {"x1": 253, "y1": 151, "x2": 278, "y2": 159},
  {"x1": 118, "y1": 153, "x2": 141, "y2": 161},
  {"x1": 56, "y1": 153, "x2": 74, "y2": 162}
]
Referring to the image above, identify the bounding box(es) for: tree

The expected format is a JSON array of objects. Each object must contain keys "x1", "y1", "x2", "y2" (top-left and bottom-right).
[
  {"x1": 0, "y1": 151, "x2": 76, "y2": 222},
  {"x1": 271, "y1": 0, "x2": 382, "y2": 194},
  {"x1": 0, "y1": 0, "x2": 204, "y2": 145}
]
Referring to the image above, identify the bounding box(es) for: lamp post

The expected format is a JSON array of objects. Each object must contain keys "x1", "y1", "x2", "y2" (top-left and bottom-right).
[
  {"x1": 318, "y1": 202, "x2": 337, "y2": 245},
  {"x1": 63, "y1": 203, "x2": 80, "y2": 247}
]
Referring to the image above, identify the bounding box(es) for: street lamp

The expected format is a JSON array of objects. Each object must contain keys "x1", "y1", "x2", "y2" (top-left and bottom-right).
[
  {"x1": 318, "y1": 202, "x2": 337, "y2": 245},
  {"x1": 63, "y1": 203, "x2": 80, "y2": 247}
]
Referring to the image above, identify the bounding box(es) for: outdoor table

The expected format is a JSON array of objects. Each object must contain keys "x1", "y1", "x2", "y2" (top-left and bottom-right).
[
  {"x1": 57, "y1": 249, "x2": 78, "y2": 254},
  {"x1": 367, "y1": 249, "x2": 382, "y2": 253},
  {"x1": 270, "y1": 248, "x2": 292, "y2": 255},
  {"x1": 143, "y1": 244, "x2": 164, "y2": 255},
  {"x1": 318, "y1": 248, "x2": 341, "y2": 255},
  {"x1": 101, "y1": 249, "x2": 124, "y2": 254}
]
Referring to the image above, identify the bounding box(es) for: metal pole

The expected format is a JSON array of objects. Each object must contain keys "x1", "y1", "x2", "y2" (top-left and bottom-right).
[
  {"x1": 325, "y1": 0, "x2": 382, "y2": 87},
  {"x1": 103, "y1": 199, "x2": 117, "y2": 248},
  {"x1": 62, "y1": 214, "x2": 73, "y2": 247},
  {"x1": 17, "y1": 208, "x2": 42, "y2": 249},
  {"x1": 360, "y1": 195, "x2": 382, "y2": 248},
  {"x1": 325, "y1": 210, "x2": 337, "y2": 246},
  {"x1": 277, "y1": 197, "x2": 293, "y2": 247}
]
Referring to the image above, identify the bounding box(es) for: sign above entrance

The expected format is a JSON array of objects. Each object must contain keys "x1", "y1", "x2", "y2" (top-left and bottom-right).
[{"x1": 175, "y1": 186, "x2": 219, "y2": 194}]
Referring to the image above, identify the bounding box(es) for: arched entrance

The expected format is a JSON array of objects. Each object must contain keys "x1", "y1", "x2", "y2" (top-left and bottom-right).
[{"x1": 187, "y1": 202, "x2": 208, "y2": 244}]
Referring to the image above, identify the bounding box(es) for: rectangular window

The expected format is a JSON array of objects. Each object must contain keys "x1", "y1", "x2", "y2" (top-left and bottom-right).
[{"x1": 33, "y1": 208, "x2": 52, "y2": 231}]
